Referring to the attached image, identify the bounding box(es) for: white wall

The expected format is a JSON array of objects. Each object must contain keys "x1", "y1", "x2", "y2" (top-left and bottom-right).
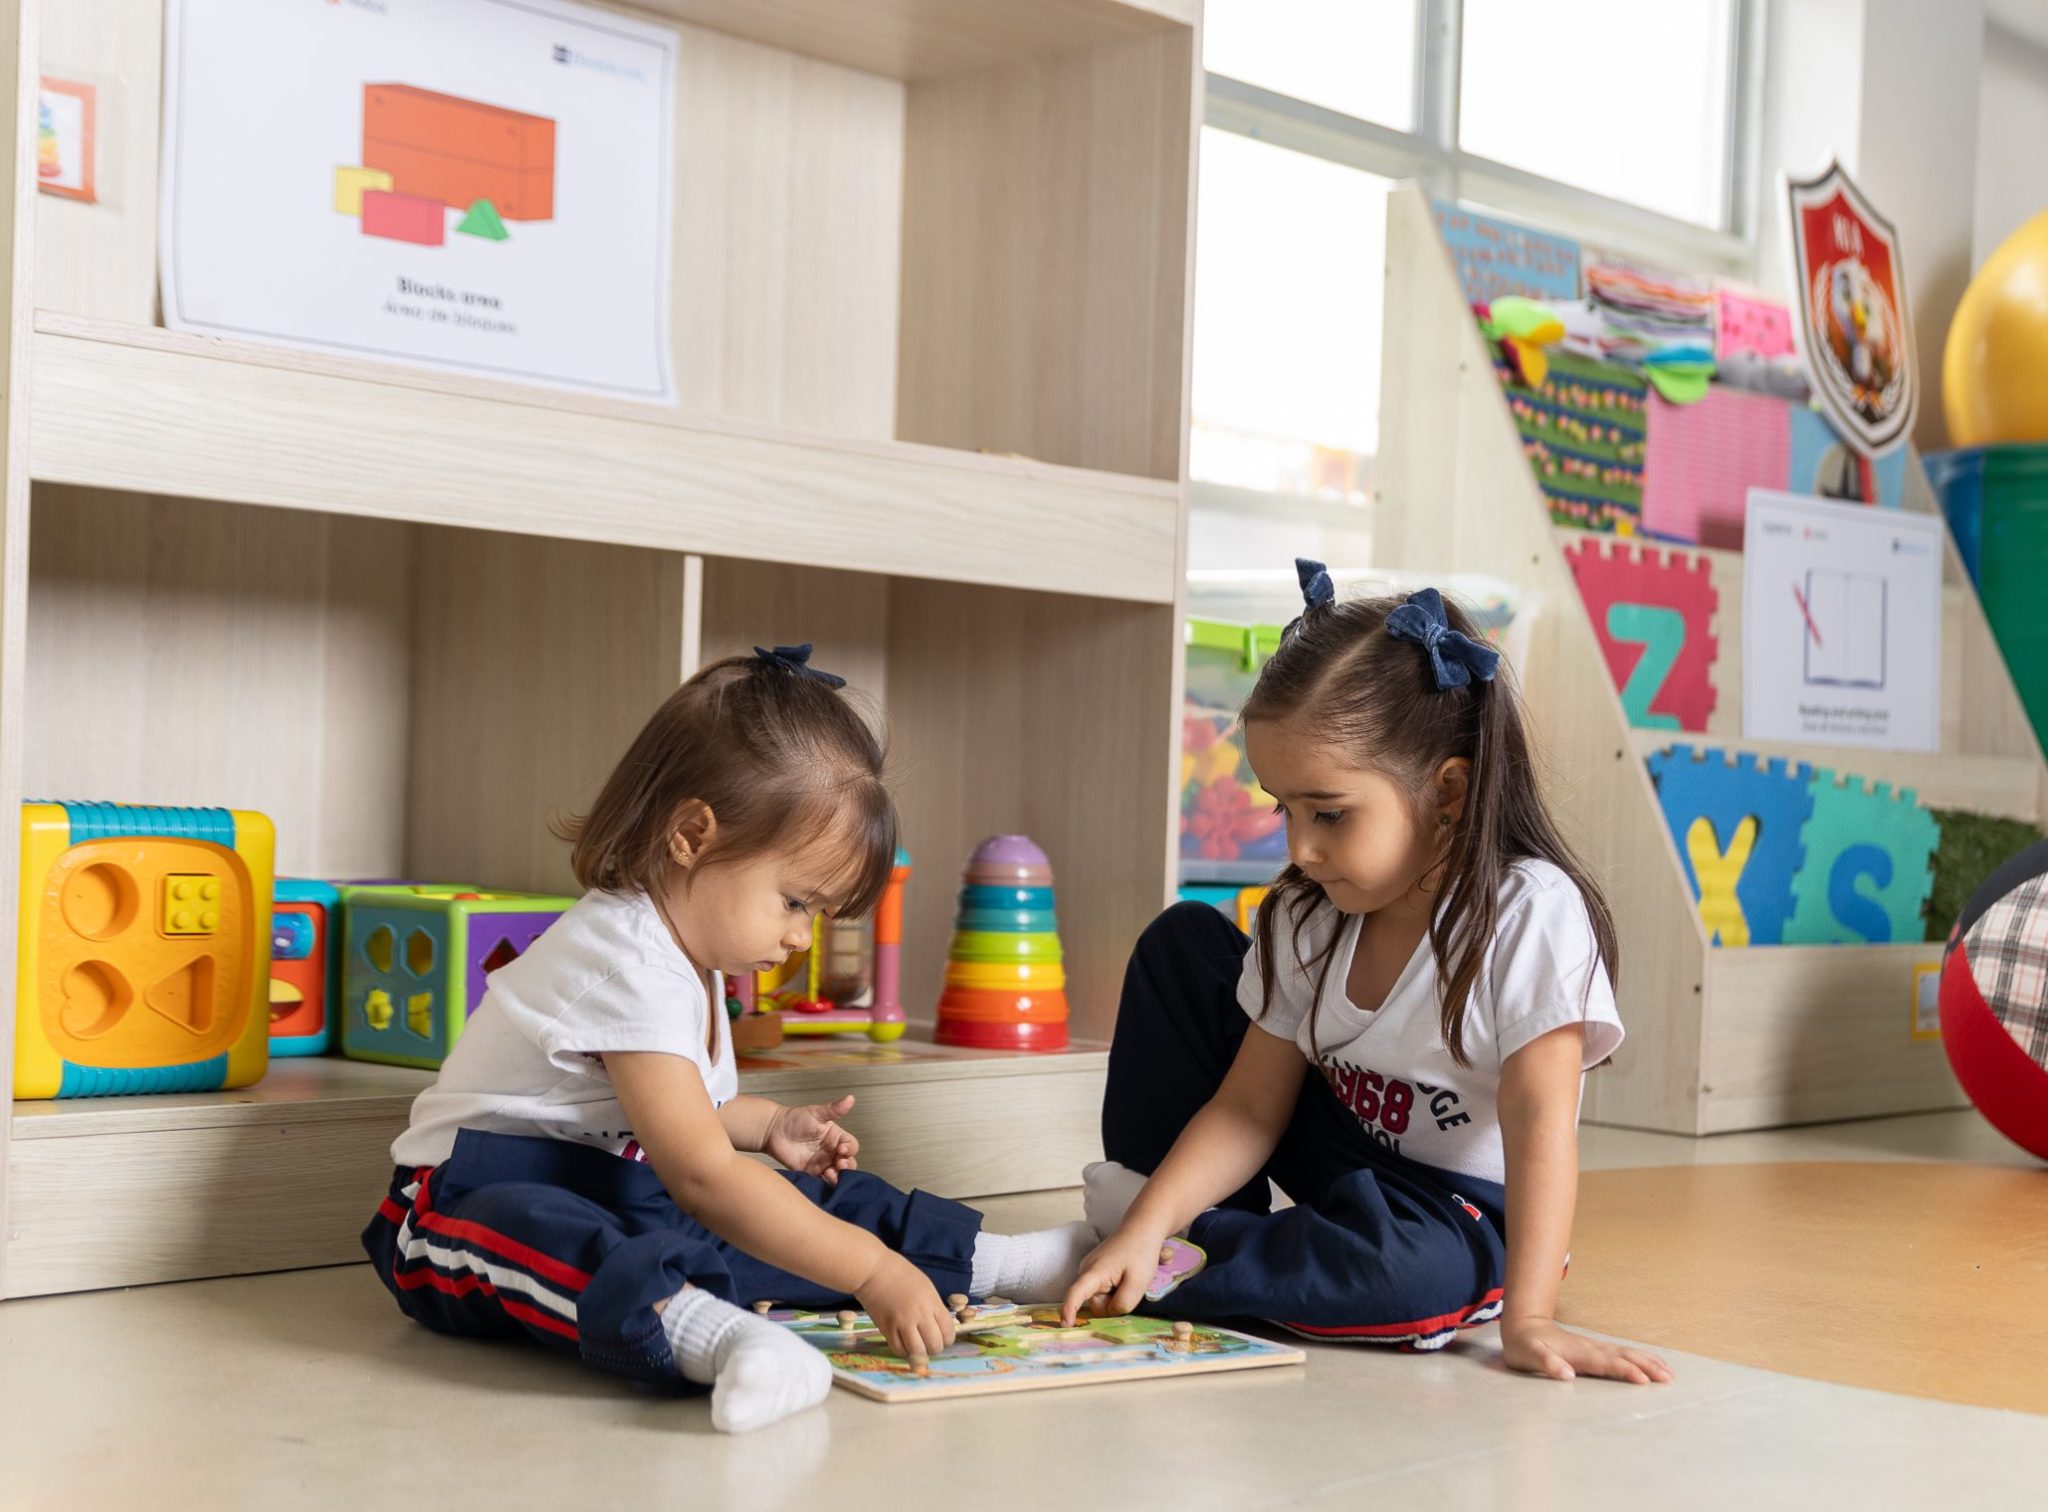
[
  {"x1": 1975, "y1": 24, "x2": 2048, "y2": 265},
  {"x1": 1758, "y1": 0, "x2": 1986, "y2": 450},
  {"x1": 1857, "y1": 0, "x2": 1984, "y2": 450}
]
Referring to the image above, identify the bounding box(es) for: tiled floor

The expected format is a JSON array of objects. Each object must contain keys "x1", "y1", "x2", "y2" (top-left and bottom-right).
[{"x1": 1, "y1": 1112, "x2": 2040, "y2": 1509}]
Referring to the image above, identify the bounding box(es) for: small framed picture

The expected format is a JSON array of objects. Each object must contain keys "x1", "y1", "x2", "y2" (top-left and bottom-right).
[{"x1": 39, "y1": 77, "x2": 97, "y2": 203}]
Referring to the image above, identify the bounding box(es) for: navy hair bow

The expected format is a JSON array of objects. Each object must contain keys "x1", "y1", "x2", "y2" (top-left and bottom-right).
[
  {"x1": 752, "y1": 643, "x2": 847, "y2": 689},
  {"x1": 1385, "y1": 588, "x2": 1499, "y2": 691},
  {"x1": 1296, "y1": 557, "x2": 1336, "y2": 610}
]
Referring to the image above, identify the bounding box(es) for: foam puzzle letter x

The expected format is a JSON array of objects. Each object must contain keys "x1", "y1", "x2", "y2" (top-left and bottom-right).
[{"x1": 1647, "y1": 745, "x2": 1812, "y2": 945}]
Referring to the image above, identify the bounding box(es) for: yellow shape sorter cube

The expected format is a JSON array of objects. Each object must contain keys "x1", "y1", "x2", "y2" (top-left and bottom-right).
[
  {"x1": 333, "y1": 164, "x2": 394, "y2": 217},
  {"x1": 13, "y1": 802, "x2": 276, "y2": 1099}
]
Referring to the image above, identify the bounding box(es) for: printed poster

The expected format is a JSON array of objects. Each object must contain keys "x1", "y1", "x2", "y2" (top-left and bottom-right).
[
  {"x1": 161, "y1": 0, "x2": 676, "y2": 402},
  {"x1": 1742, "y1": 489, "x2": 1942, "y2": 753},
  {"x1": 1785, "y1": 160, "x2": 1916, "y2": 456}
]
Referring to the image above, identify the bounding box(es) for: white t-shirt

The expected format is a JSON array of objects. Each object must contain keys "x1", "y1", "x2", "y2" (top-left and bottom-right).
[
  {"x1": 391, "y1": 887, "x2": 737, "y2": 1169},
  {"x1": 1237, "y1": 859, "x2": 1622, "y2": 1186}
]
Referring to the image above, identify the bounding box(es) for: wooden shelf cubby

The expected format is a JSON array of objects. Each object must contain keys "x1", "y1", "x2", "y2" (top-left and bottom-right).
[{"x1": 0, "y1": 0, "x2": 1202, "y2": 1296}]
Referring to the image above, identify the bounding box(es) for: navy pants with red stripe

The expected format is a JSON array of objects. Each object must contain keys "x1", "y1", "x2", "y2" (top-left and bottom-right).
[
  {"x1": 362, "y1": 1127, "x2": 982, "y2": 1391},
  {"x1": 1103, "y1": 903, "x2": 1508, "y2": 1349}
]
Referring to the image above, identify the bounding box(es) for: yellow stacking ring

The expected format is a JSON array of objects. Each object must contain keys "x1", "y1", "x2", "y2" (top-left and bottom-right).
[{"x1": 944, "y1": 959, "x2": 1067, "y2": 991}]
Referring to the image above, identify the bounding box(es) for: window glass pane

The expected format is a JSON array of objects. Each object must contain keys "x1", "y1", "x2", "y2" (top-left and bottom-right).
[
  {"x1": 1190, "y1": 129, "x2": 1388, "y2": 501},
  {"x1": 1203, "y1": 0, "x2": 1419, "y2": 130},
  {"x1": 1459, "y1": 0, "x2": 1734, "y2": 227}
]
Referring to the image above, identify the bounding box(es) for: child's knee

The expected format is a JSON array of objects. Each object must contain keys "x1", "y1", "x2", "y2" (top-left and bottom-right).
[{"x1": 1139, "y1": 900, "x2": 1243, "y2": 961}]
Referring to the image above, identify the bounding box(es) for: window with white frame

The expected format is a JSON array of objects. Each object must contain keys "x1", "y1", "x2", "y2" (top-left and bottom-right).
[{"x1": 1190, "y1": 0, "x2": 1757, "y2": 548}]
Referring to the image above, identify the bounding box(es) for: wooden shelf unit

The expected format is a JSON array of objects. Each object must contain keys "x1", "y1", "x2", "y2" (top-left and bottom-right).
[
  {"x1": 1375, "y1": 183, "x2": 2048, "y2": 1136},
  {"x1": 0, "y1": 0, "x2": 1203, "y2": 1297},
  {"x1": 4, "y1": 1045, "x2": 1110, "y2": 1298},
  {"x1": 30, "y1": 317, "x2": 1182, "y2": 604}
]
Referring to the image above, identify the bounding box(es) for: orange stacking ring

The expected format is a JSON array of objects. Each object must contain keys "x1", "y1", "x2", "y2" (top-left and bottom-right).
[{"x1": 936, "y1": 987, "x2": 1070, "y2": 1024}]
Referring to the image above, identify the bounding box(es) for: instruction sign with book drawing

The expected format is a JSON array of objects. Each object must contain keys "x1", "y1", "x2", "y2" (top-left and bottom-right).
[{"x1": 1741, "y1": 489, "x2": 1942, "y2": 753}]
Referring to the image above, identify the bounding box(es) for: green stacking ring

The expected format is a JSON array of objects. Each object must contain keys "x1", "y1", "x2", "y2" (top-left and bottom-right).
[{"x1": 948, "y1": 930, "x2": 1064, "y2": 963}]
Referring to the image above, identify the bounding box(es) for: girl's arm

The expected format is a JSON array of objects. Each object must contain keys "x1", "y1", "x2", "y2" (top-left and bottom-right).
[
  {"x1": 1060, "y1": 1023, "x2": 1306, "y2": 1322},
  {"x1": 1498, "y1": 1023, "x2": 1671, "y2": 1384},
  {"x1": 605, "y1": 1051, "x2": 955, "y2": 1359}
]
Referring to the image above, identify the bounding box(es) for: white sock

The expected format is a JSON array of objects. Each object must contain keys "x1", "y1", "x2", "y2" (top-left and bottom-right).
[
  {"x1": 1083, "y1": 1160, "x2": 1156, "y2": 1239},
  {"x1": 659, "y1": 1287, "x2": 832, "y2": 1434},
  {"x1": 969, "y1": 1221, "x2": 1096, "y2": 1301}
]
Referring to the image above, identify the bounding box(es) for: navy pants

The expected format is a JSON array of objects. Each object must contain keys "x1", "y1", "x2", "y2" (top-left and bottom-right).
[
  {"x1": 1103, "y1": 903, "x2": 1508, "y2": 1349},
  {"x1": 362, "y1": 1127, "x2": 982, "y2": 1391}
]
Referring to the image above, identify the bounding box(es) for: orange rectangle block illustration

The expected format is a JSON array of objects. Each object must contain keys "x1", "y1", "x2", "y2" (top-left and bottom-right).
[
  {"x1": 361, "y1": 188, "x2": 445, "y2": 246},
  {"x1": 362, "y1": 83, "x2": 556, "y2": 221}
]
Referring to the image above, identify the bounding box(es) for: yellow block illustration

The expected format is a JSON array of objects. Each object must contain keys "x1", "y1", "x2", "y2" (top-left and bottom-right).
[{"x1": 334, "y1": 164, "x2": 395, "y2": 217}]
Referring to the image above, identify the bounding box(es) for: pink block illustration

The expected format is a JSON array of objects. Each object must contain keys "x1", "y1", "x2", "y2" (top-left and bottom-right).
[
  {"x1": 1642, "y1": 387, "x2": 1791, "y2": 549},
  {"x1": 361, "y1": 188, "x2": 445, "y2": 246}
]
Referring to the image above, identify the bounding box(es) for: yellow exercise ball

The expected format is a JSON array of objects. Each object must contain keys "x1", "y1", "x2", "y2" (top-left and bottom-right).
[{"x1": 1946, "y1": 209, "x2": 2048, "y2": 446}]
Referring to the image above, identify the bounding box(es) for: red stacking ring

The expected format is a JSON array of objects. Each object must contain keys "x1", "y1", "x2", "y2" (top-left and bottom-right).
[{"x1": 935, "y1": 1017, "x2": 1070, "y2": 1051}]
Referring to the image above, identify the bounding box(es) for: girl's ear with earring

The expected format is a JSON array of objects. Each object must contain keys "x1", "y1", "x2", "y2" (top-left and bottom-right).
[{"x1": 665, "y1": 798, "x2": 718, "y2": 873}]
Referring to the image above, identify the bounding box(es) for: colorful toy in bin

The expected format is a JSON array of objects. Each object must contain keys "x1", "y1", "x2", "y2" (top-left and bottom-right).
[
  {"x1": 342, "y1": 886, "x2": 572, "y2": 1069},
  {"x1": 1182, "y1": 619, "x2": 1286, "y2": 867},
  {"x1": 936, "y1": 836, "x2": 1069, "y2": 1051},
  {"x1": 13, "y1": 802, "x2": 276, "y2": 1099},
  {"x1": 757, "y1": 849, "x2": 911, "y2": 1041},
  {"x1": 269, "y1": 878, "x2": 341, "y2": 1056}
]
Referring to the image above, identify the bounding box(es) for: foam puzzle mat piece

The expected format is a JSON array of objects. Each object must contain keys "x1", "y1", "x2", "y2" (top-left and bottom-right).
[
  {"x1": 1648, "y1": 744, "x2": 1812, "y2": 945},
  {"x1": 1785, "y1": 770, "x2": 1941, "y2": 944},
  {"x1": 1566, "y1": 538, "x2": 1719, "y2": 731}
]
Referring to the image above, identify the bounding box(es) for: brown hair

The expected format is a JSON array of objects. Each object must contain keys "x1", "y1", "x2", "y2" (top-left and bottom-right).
[
  {"x1": 556, "y1": 653, "x2": 898, "y2": 918},
  {"x1": 1245, "y1": 591, "x2": 1617, "y2": 1066}
]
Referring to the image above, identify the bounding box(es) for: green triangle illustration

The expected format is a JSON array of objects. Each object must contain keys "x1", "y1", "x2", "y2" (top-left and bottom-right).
[{"x1": 456, "y1": 199, "x2": 509, "y2": 241}]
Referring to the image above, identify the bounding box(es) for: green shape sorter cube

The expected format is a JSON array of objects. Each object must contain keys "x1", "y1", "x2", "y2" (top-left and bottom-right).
[{"x1": 340, "y1": 886, "x2": 573, "y2": 1069}]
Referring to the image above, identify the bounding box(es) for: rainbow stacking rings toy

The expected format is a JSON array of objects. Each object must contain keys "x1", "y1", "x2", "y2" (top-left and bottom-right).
[{"x1": 935, "y1": 835, "x2": 1069, "y2": 1050}]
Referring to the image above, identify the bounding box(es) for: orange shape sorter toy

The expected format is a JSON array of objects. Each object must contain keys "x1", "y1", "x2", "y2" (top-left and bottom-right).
[{"x1": 13, "y1": 802, "x2": 276, "y2": 1099}]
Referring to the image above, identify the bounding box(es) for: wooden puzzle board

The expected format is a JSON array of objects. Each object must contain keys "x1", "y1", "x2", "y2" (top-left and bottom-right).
[{"x1": 772, "y1": 1304, "x2": 1304, "y2": 1403}]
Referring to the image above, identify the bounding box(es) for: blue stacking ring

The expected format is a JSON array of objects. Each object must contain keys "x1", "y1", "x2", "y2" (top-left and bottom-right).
[
  {"x1": 954, "y1": 908, "x2": 1059, "y2": 933},
  {"x1": 957, "y1": 884, "x2": 1056, "y2": 910}
]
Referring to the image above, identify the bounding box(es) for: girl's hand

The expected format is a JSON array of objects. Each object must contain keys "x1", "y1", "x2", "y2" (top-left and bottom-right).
[
  {"x1": 764, "y1": 1095, "x2": 860, "y2": 1183},
  {"x1": 855, "y1": 1253, "x2": 957, "y2": 1361},
  {"x1": 1059, "y1": 1226, "x2": 1168, "y2": 1325},
  {"x1": 1502, "y1": 1317, "x2": 1672, "y2": 1384}
]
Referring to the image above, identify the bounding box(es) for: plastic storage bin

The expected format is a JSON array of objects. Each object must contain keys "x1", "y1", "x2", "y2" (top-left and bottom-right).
[{"x1": 1925, "y1": 445, "x2": 2048, "y2": 745}]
